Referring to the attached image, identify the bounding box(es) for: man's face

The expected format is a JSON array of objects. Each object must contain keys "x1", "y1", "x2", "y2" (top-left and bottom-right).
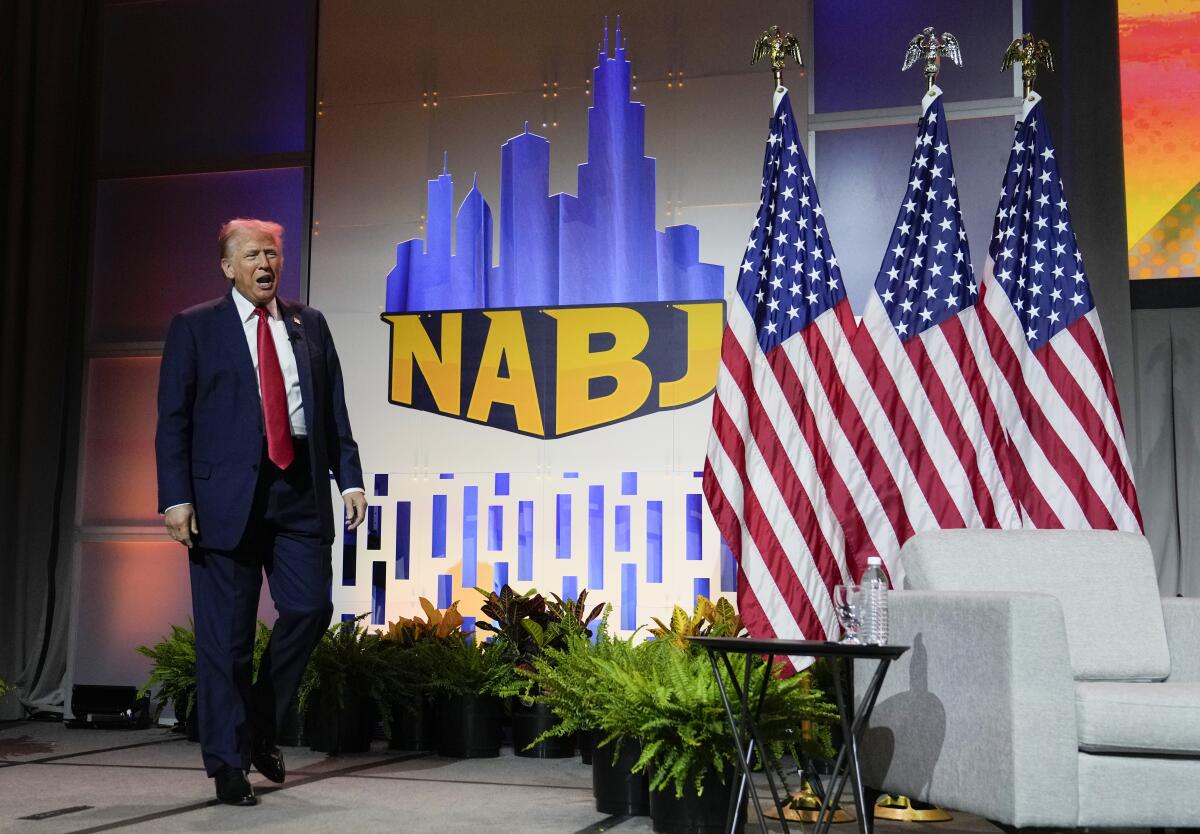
[{"x1": 222, "y1": 230, "x2": 282, "y2": 306}]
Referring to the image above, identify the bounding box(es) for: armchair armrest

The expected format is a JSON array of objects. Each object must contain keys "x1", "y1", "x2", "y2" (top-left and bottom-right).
[
  {"x1": 853, "y1": 591, "x2": 1079, "y2": 828},
  {"x1": 1162, "y1": 597, "x2": 1200, "y2": 682}
]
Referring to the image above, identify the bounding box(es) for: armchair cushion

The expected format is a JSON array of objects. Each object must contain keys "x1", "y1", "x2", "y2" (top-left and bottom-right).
[
  {"x1": 900, "y1": 530, "x2": 1169, "y2": 681},
  {"x1": 1075, "y1": 681, "x2": 1200, "y2": 755}
]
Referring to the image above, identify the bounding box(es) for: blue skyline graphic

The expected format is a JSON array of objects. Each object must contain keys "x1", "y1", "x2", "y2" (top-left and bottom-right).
[{"x1": 385, "y1": 23, "x2": 724, "y2": 311}]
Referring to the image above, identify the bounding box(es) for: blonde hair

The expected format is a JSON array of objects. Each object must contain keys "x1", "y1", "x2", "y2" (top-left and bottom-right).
[{"x1": 218, "y1": 218, "x2": 284, "y2": 259}]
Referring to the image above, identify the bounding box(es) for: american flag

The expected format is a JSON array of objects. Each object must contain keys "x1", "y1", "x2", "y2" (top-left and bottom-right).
[
  {"x1": 978, "y1": 93, "x2": 1142, "y2": 531},
  {"x1": 846, "y1": 88, "x2": 1022, "y2": 582},
  {"x1": 703, "y1": 90, "x2": 889, "y2": 643}
]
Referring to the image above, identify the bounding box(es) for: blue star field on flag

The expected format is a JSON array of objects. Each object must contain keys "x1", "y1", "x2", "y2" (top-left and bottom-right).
[
  {"x1": 738, "y1": 92, "x2": 845, "y2": 353},
  {"x1": 874, "y1": 92, "x2": 978, "y2": 341},
  {"x1": 987, "y1": 97, "x2": 1095, "y2": 349}
]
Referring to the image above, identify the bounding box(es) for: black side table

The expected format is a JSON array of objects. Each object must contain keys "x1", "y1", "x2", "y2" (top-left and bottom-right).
[{"x1": 689, "y1": 636, "x2": 909, "y2": 834}]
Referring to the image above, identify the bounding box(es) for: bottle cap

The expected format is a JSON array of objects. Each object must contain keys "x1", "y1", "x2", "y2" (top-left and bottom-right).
[{"x1": 867, "y1": 556, "x2": 882, "y2": 565}]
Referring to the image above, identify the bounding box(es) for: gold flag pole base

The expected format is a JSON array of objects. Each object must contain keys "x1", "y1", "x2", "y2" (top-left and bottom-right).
[
  {"x1": 874, "y1": 794, "x2": 954, "y2": 822},
  {"x1": 762, "y1": 781, "x2": 855, "y2": 824}
]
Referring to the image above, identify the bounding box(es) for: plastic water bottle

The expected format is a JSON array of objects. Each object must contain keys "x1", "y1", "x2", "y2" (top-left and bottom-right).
[{"x1": 860, "y1": 556, "x2": 889, "y2": 645}]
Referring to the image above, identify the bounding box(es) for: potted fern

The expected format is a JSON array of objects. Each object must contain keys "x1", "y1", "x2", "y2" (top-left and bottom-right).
[
  {"x1": 377, "y1": 597, "x2": 466, "y2": 751},
  {"x1": 298, "y1": 614, "x2": 406, "y2": 754},
  {"x1": 408, "y1": 626, "x2": 518, "y2": 758},
  {"x1": 479, "y1": 585, "x2": 602, "y2": 758}
]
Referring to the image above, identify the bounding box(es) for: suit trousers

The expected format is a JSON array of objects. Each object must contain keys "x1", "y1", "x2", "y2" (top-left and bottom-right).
[{"x1": 188, "y1": 441, "x2": 334, "y2": 776}]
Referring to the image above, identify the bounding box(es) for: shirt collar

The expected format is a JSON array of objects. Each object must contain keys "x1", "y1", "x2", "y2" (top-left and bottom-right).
[{"x1": 231, "y1": 289, "x2": 279, "y2": 323}]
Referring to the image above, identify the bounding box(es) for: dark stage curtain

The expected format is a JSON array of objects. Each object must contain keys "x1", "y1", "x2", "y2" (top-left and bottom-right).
[{"x1": 0, "y1": 0, "x2": 95, "y2": 717}]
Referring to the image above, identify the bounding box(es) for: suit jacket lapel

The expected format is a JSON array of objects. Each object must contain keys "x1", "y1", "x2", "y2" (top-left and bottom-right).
[
  {"x1": 279, "y1": 298, "x2": 316, "y2": 437},
  {"x1": 217, "y1": 292, "x2": 261, "y2": 425}
]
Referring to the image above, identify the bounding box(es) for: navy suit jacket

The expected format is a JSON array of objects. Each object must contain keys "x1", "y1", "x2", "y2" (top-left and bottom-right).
[{"x1": 155, "y1": 291, "x2": 364, "y2": 551}]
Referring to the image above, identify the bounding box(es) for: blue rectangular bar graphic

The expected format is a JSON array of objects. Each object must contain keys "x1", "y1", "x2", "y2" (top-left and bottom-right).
[
  {"x1": 371, "y1": 561, "x2": 386, "y2": 625},
  {"x1": 615, "y1": 505, "x2": 631, "y2": 552},
  {"x1": 463, "y1": 486, "x2": 479, "y2": 588},
  {"x1": 686, "y1": 494, "x2": 703, "y2": 560},
  {"x1": 494, "y1": 561, "x2": 509, "y2": 594},
  {"x1": 694, "y1": 577, "x2": 711, "y2": 606},
  {"x1": 366, "y1": 505, "x2": 382, "y2": 550},
  {"x1": 518, "y1": 501, "x2": 534, "y2": 581},
  {"x1": 494, "y1": 472, "x2": 510, "y2": 495},
  {"x1": 621, "y1": 564, "x2": 637, "y2": 631},
  {"x1": 646, "y1": 501, "x2": 663, "y2": 583},
  {"x1": 373, "y1": 473, "x2": 389, "y2": 496},
  {"x1": 589, "y1": 485, "x2": 605, "y2": 589},
  {"x1": 340, "y1": 613, "x2": 355, "y2": 623},
  {"x1": 488, "y1": 505, "x2": 503, "y2": 551},
  {"x1": 341, "y1": 524, "x2": 356, "y2": 587},
  {"x1": 556, "y1": 494, "x2": 572, "y2": 559},
  {"x1": 432, "y1": 495, "x2": 447, "y2": 559},
  {"x1": 621, "y1": 472, "x2": 637, "y2": 495},
  {"x1": 563, "y1": 472, "x2": 579, "y2": 479},
  {"x1": 462, "y1": 616, "x2": 476, "y2": 634},
  {"x1": 720, "y1": 538, "x2": 737, "y2": 592},
  {"x1": 693, "y1": 471, "x2": 704, "y2": 478},
  {"x1": 437, "y1": 574, "x2": 452, "y2": 609},
  {"x1": 562, "y1": 575, "x2": 579, "y2": 602},
  {"x1": 395, "y1": 502, "x2": 411, "y2": 580},
  {"x1": 439, "y1": 473, "x2": 455, "y2": 479}
]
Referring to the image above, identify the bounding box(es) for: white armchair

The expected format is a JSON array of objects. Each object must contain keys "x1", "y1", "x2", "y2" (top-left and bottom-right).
[{"x1": 856, "y1": 529, "x2": 1200, "y2": 829}]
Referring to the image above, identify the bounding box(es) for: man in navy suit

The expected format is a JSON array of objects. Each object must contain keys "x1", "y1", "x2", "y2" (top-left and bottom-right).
[{"x1": 156, "y1": 218, "x2": 366, "y2": 805}]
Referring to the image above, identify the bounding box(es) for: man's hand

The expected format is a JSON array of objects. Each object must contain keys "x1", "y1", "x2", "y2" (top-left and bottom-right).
[
  {"x1": 343, "y1": 491, "x2": 367, "y2": 530},
  {"x1": 165, "y1": 504, "x2": 199, "y2": 548}
]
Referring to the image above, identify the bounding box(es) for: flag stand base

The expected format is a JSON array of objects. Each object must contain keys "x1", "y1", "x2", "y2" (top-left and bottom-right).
[
  {"x1": 874, "y1": 794, "x2": 954, "y2": 822},
  {"x1": 762, "y1": 781, "x2": 855, "y2": 823}
]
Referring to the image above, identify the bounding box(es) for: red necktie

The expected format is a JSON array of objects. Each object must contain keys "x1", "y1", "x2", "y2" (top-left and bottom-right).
[{"x1": 254, "y1": 307, "x2": 294, "y2": 470}]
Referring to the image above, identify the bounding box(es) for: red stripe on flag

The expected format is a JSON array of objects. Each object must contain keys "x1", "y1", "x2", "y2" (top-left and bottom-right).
[
  {"x1": 940, "y1": 314, "x2": 1021, "y2": 514},
  {"x1": 807, "y1": 303, "x2": 914, "y2": 561},
  {"x1": 847, "y1": 313, "x2": 964, "y2": 530},
  {"x1": 766, "y1": 346, "x2": 862, "y2": 588},
  {"x1": 975, "y1": 290, "x2": 1116, "y2": 529},
  {"x1": 1035, "y1": 340, "x2": 1137, "y2": 528},
  {"x1": 1067, "y1": 318, "x2": 1144, "y2": 528},
  {"x1": 708, "y1": 375, "x2": 826, "y2": 640},
  {"x1": 904, "y1": 329, "x2": 1000, "y2": 528},
  {"x1": 721, "y1": 329, "x2": 843, "y2": 600}
]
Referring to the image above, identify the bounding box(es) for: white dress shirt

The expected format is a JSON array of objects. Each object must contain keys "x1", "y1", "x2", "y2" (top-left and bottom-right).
[
  {"x1": 231, "y1": 290, "x2": 307, "y2": 437},
  {"x1": 162, "y1": 292, "x2": 362, "y2": 512}
]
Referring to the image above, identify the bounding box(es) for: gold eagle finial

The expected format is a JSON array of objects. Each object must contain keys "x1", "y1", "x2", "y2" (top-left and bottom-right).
[
  {"x1": 752, "y1": 25, "x2": 804, "y2": 92},
  {"x1": 1002, "y1": 33, "x2": 1055, "y2": 98},
  {"x1": 903, "y1": 26, "x2": 963, "y2": 92}
]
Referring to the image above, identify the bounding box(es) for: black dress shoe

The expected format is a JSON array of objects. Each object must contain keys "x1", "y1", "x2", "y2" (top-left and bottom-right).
[
  {"x1": 251, "y1": 742, "x2": 286, "y2": 784},
  {"x1": 214, "y1": 766, "x2": 257, "y2": 806}
]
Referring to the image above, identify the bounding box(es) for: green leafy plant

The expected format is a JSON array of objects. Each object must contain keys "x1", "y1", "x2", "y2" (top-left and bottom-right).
[
  {"x1": 524, "y1": 604, "x2": 837, "y2": 799},
  {"x1": 297, "y1": 614, "x2": 406, "y2": 730},
  {"x1": 648, "y1": 595, "x2": 744, "y2": 649},
  {"x1": 473, "y1": 584, "x2": 549, "y2": 665},
  {"x1": 378, "y1": 598, "x2": 465, "y2": 645},
  {"x1": 137, "y1": 620, "x2": 272, "y2": 726},
  {"x1": 0, "y1": 679, "x2": 8, "y2": 699},
  {"x1": 407, "y1": 629, "x2": 518, "y2": 699}
]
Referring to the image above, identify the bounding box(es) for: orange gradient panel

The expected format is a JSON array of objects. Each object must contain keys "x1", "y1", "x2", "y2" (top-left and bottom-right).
[
  {"x1": 73, "y1": 541, "x2": 193, "y2": 688},
  {"x1": 80, "y1": 357, "x2": 161, "y2": 526},
  {"x1": 1120, "y1": 0, "x2": 1200, "y2": 277}
]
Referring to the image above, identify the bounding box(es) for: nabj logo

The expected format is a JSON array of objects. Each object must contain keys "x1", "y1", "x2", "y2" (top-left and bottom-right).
[{"x1": 383, "y1": 24, "x2": 725, "y2": 437}]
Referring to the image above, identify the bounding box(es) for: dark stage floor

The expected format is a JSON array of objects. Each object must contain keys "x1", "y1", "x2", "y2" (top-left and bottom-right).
[{"x1": 0, "y1": 719, "x2": 1051, "y2": 833}]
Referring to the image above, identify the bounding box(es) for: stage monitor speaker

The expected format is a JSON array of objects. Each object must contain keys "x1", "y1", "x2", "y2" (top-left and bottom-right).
[{"x1": 67, "y1": 685, "x2": 151, "y2": 729}]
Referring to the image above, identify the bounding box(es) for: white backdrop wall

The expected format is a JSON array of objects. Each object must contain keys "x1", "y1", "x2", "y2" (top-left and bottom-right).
[{"x1": 312, "y1": 1, "x2": 811, "y2": 631}]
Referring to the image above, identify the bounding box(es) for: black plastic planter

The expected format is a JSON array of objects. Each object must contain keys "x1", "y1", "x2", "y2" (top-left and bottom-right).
[
  {"x1": 592, "y1": 735, "x2": 651, "y2": 816},
  {"x1": 436, "y1": 694, "x2": 501, "y2": 758},
  {"x1": 511, "y1": 701, "x2": 575, "y2": 758},
  {"x1": 649, "y1": 770, "x2": 746, "y2": 834},
  {"x1": 389, "y1": 696, "x2": 436, "y2": 751},
  {"x1": 306, "y1": 695, "x2": 376, "y2": 754},
  {"x1": 579, "y1": 728, "x2": 597, "y2": 765}
]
